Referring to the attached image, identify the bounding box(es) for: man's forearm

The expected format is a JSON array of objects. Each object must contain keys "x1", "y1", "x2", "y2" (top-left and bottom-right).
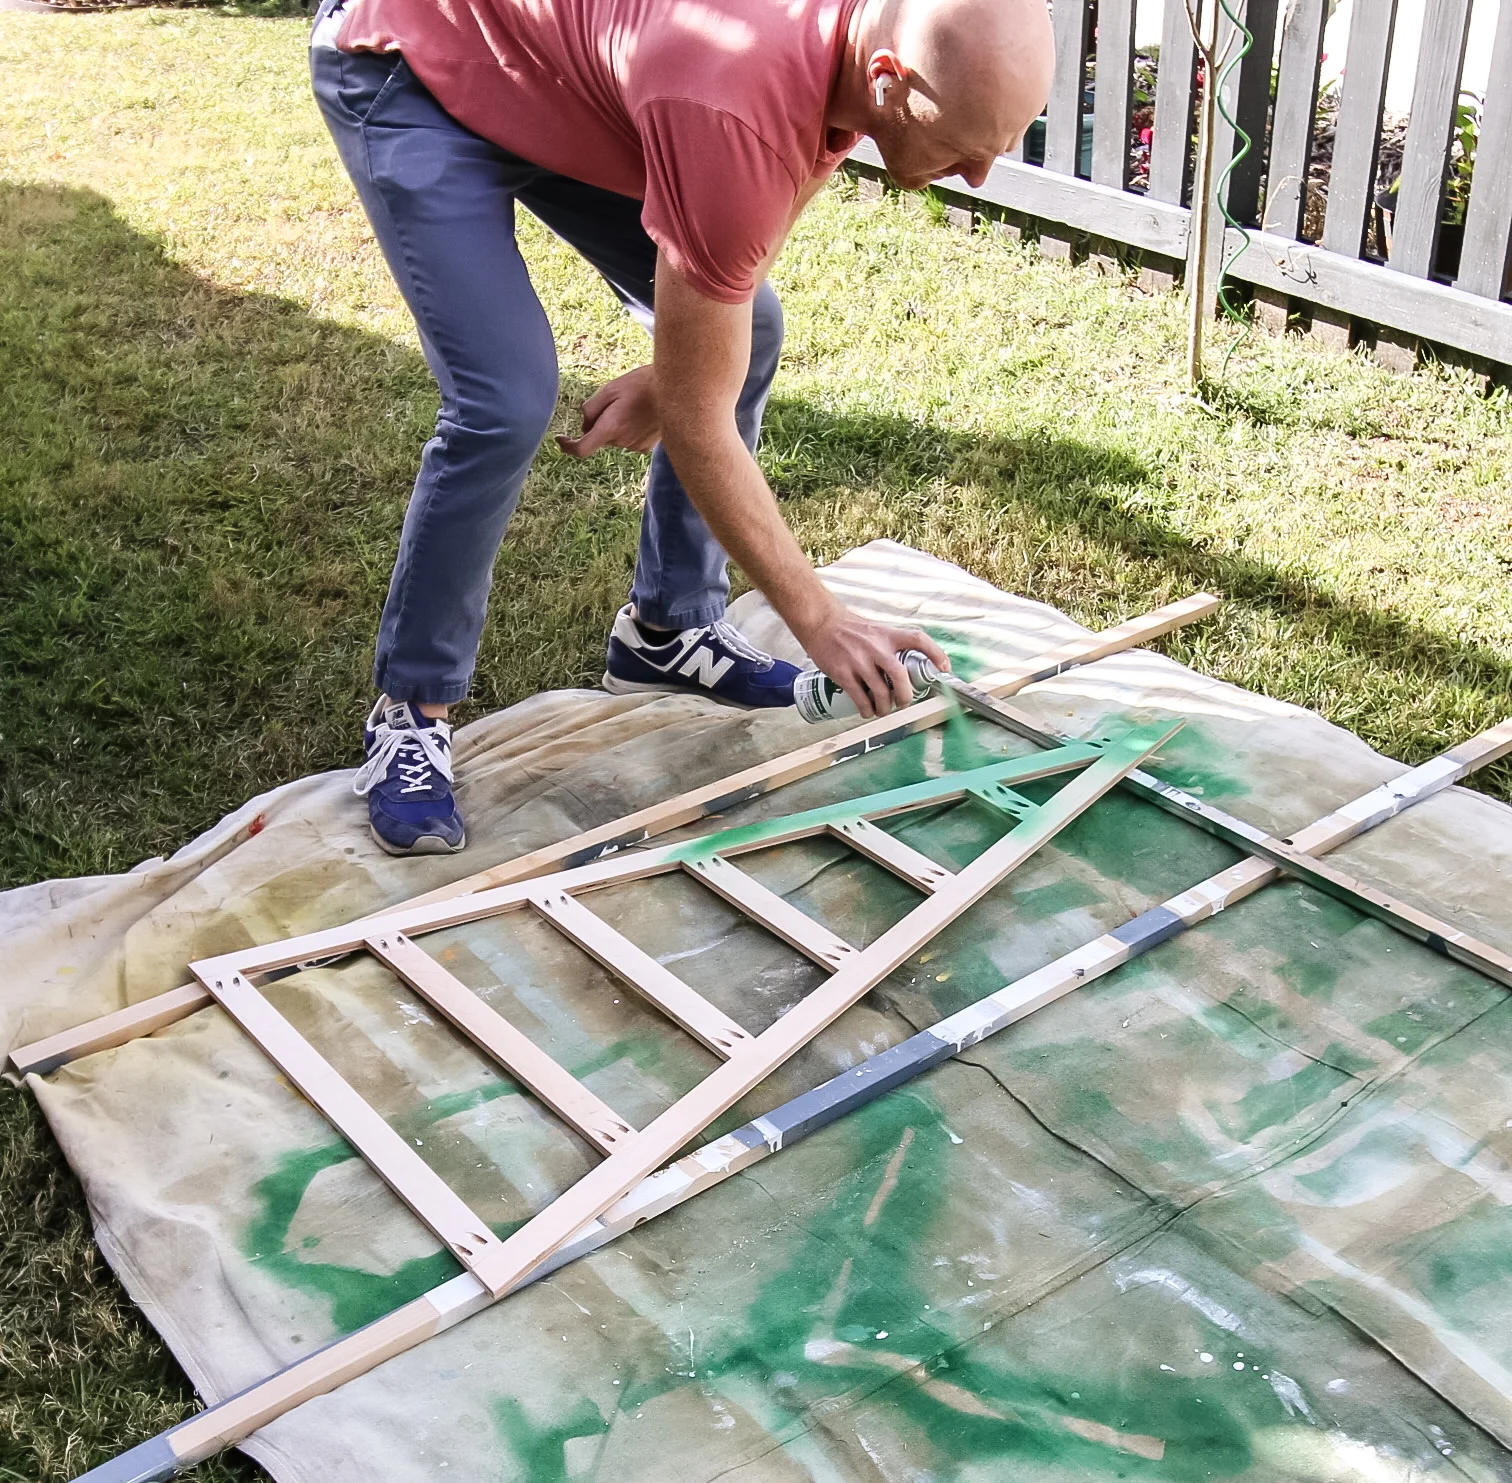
[{"x1": 659, "y1": 418, "x2": 835, "y2": 640}]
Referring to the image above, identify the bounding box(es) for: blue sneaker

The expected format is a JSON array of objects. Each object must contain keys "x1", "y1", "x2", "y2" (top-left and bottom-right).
[
  {"x1": 352, "y1": 697, "x2": 467, "y2": 856},
  {"x1": 602, "y1": 605, "x2": 799, "y2": 708}
]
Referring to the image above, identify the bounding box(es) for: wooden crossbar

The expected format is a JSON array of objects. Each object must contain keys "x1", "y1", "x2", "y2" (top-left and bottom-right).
[
  {"x1": 684, "y1": 855, "x2": 858, "y2": 970},
  {"x1": 200, "y1": 969, "x2": 505, "y2": 1270},
  {"x1": 366, "y1": 931, "x2": 635, "y2": 1154},
  {"x1": 826, "y1": 818, "x2": 953, "y2": 893},
  {"x1": 527, "y1": 891, "x2": 752, "y2": 1058}
]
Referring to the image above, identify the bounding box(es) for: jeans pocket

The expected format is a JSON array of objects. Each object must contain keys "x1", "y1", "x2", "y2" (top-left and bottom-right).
[{"x1": 332, "y1": 49, "x2": 410, "y2": 125}]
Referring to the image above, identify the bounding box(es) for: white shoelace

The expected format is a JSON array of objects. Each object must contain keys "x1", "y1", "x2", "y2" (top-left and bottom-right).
[
  {"x1": 702, "y1": 620, "x2": 774, "y2": 670},
  {"x1": 352, "y1": 719, "x2": 454, "y2": 798}
]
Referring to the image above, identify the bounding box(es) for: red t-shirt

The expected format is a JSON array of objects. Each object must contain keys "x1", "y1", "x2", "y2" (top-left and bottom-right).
[{"x1": 339, "y1": 0, "x2": 862, "y2": 303}]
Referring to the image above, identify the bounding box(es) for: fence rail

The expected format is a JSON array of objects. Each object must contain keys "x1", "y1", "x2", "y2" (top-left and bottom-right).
[{"x1": 849, "y1": 0, "x2": 1512, "y2": 371}]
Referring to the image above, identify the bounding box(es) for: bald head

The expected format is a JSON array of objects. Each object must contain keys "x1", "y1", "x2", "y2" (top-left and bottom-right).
[{"x1": 836, "y1": 0, "x2": 1054, "y2": 191}]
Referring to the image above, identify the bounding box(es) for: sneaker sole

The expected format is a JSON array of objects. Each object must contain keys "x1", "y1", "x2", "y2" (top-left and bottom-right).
[
  {"x1": 601, "y1": 670, "x2": 755, "y2": 710},
  {"x1": 370, "y1": 825, "x2": 467, "y2": 857}
]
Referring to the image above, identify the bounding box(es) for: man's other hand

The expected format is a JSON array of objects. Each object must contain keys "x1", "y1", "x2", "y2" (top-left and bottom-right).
[
  {"x1": 798, "y1": 604, "x2": 950, "y2": 719},
  {"x1": 556, "y1": 365, "x2": 661, "y2": 456}
]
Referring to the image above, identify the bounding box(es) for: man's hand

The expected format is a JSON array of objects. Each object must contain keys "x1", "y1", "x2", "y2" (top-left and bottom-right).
[
  {"x1": 797, "y1": 603, "x2": 950, "y2": 719},
  {"x1": 556, "y1": 365, "x2": 660, "y2": 457}
]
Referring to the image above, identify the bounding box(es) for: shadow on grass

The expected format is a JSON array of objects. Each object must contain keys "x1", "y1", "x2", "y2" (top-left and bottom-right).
[{"x1": 0, "y1": 179, "x2": 638, "y2": 886}]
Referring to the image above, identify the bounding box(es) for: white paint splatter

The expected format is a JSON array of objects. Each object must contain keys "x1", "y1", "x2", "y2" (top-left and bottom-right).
[{"x1": 1268, "y1": 1371, "x2": 1313, "y2": 1419}]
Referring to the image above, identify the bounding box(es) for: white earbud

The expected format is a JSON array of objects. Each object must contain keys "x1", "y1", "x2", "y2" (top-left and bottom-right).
[{"x1": 873, "y1": 74, "x2": 892, "y2": 108}]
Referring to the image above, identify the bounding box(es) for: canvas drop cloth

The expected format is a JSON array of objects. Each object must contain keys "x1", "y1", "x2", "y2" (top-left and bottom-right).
[{"x1": 5, "y1": 541, "x2": 1512, "y2": 1483}]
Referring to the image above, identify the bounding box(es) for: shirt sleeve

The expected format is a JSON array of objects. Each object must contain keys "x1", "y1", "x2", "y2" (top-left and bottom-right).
[{"x1": 636, "y1": 97, "x2": 803, "y2": 304}]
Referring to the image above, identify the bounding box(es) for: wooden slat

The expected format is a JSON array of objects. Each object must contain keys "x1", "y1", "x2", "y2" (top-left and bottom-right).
[
  {"x1": 1148, "y1": 0, "x2": 1198, "y2": 204},
  {"x1": 465, "y1": 722, "x2": 1178, "y2": 1297},
  {"x1": 826, "y1": 817, "x2": 953, "y2": 893},
  {"x1": 8, "y1": 983, "x2": 212, "y2": 1078},
  {"x1": 1456, "y1": 0, "x2": 1512, "y2": 298},
  {"x1": 1263, "y1": 0, "x2": 1328, "y2": 238},
  {"x1": 1225, "y1": 225, "x2": 1512, "y2": 363},
  {"x1": 191, "y1": 966, "x2": 505, "y2": 1272},
  {"x1": 17, "y1": 596, "x2": 1224, "y2": 1077},
  {"x1": 85, "y1": 718, "x2": 1512, "y2": 1480},
  {"x1": 365, "y1": 931, "x2": 635, "y2": 1153},
  {"x1": 873, "y1": 143, "x2": 1191, "y2": 256},
  {"x1": 1321, "y1": 0, "x2": 1399, "y2": 257},
  {"x1": 528, "y1": 890, "x2": 752, "y2": 1058},
  {"x1": 1092, "y1": 0, "x2": 1137, "y2": 189},
  {"x1": 1045, "y1": 0, "x2": 1091, "y2": 175},
  {"x1": 684, "y1": 855, "x2": 857, "y2": 971},
  {"x1": 1226, "y1": 0, "x2": 1282, "y2": 229},
  {"x1": 1390, "y1": 0, "x2": 1473, "y2": 278}
]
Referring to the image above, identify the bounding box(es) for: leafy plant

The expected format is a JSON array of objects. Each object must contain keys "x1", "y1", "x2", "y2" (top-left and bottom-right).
[{"x1": 1443, "y1": 91, "x2": 1481, "y2": 227}]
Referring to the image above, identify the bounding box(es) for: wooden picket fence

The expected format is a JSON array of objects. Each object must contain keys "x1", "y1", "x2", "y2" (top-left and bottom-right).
[{"x1": 848, "y1": 0, "x2": 1512, "y2": 374}]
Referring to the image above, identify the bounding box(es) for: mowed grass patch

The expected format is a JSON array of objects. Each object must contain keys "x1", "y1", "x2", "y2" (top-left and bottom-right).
[{"x1": 1, "y1": 8, "x2": 1510, "y2": 1480}]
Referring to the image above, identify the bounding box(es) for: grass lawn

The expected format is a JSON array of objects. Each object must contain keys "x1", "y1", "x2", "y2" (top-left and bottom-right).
[{"x1": 2, "y1": 6, "x2": 1510, "y2": 1479}]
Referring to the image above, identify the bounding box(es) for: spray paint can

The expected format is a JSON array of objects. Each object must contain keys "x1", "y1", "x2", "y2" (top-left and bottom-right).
[{"x1": 793, "y1": 649, "x2": 940, "y2": 723}]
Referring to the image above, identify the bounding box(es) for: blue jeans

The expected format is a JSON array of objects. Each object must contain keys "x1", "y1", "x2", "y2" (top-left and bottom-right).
[{"x1": 310, "y1": 26, "x2": 784, "y2": 704}]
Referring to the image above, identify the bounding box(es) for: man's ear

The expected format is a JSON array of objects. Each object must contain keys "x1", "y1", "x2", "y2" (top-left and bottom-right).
[{"x1": 866, "y1": 48, "x2": 909, "y2": 108}]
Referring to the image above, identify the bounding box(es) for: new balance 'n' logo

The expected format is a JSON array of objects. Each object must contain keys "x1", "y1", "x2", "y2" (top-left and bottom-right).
[{"x1": 678, "y1": 644, "x2": 735, "y2": 687}]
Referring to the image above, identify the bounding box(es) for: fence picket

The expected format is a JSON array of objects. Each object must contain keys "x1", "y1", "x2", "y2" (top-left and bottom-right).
[
  {"x1": 1225, "y1": 0, "x2": 1281, "y2": 227},
  {"x1": 1045, "y1": 0, "x2": 1091, "y2": 176},
  {"x1": 1457, "y1": 0, "x2": 1512, "y2": 299},
  {"x1": 1092, "y1": 0, "x2": 1137, "y2": 189},
  {"x1": 1321, "y1": 0, "x2": 1399, "y2": 257},
  {"x1": 1263, "y1": 0, "x2": 1328, "y2": 239},
  {"x1": 1190, "y1": 0, "x2": 1275, "y2": 313},
  {"x1": 1149, "y1": 0, "x2": 1198, "y2": 203},
  {"x1": 1390, "y1": 0, "x2": 1473, "y2": 278}
]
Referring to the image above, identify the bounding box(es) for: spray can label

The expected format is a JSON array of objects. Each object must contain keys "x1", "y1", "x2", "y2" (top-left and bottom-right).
[{"x1": 793, "y1": 650, "x2": 939, "y2": 723}]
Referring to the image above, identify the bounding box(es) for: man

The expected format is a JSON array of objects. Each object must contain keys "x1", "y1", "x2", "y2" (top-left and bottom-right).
[{"x1": 314, "y1": 0, "x2": 1054, "y2": 854}]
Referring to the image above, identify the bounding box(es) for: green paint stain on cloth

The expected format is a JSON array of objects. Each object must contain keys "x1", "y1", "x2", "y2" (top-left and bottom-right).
[
  {"x1": 242, "y1": 1142, "x2": 463, "y2": 1334},
  {"x1": 490, "y1": 1395, "x2": 609, "y2": 1482}
]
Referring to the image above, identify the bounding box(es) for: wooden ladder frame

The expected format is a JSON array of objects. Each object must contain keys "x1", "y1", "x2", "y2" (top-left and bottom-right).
[{"x1": 188, "y1": 721, "x2": 1179, "y2": 1298}]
